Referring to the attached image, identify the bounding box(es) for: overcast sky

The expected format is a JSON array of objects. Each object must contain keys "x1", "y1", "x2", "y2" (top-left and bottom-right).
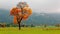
[{"x1": 0, "y1": 0, "x2": 60, "y2": 13}]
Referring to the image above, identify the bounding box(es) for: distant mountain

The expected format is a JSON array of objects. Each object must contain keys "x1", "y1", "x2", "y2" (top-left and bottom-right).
[
  {"x1": 0, "y1": 9, "x2": 13, "y2": 24},
  {"x1": 0, "y1": 9, "x2": 60, "y2": 25}
]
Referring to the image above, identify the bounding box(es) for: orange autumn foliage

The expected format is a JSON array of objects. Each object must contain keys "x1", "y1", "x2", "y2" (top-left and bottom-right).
[
  {"x1": 23, "y1": 7, "x2": 32, "y2": 15},
  {"x1": 10, "y1": 7, "x2": 32, "y2": 24},
  {"x1": 10, "y1": 7, "x2": 21, "y2": 16},
  {"x1": 22, "y1": 7, "x2": 32, "y2": 20},
  {"x1": 13, "y1": 16, "x2": 17, "y2": 24}
]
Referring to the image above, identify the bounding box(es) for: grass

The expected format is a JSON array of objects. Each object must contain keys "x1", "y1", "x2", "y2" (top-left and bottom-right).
[{"x1": 0, "y1": 27, "x2": 60, "y2": 34}]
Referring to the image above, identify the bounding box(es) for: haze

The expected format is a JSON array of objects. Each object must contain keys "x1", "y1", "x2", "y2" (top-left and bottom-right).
[{"x1": 0, "y1": 0, "x2": 60, "y2": 13}]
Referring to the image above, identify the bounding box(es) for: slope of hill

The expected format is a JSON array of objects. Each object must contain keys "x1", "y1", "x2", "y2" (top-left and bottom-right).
[
  {"x1": 0, "y1": 9, "x2": 13, "y2": 24},
  {"x1": 0, "y1": 9, "x2": 60, "y2": 25}
]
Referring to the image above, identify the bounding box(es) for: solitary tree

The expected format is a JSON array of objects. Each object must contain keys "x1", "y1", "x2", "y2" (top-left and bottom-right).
[{"x1": 10, "y1": 2, "x2": 32, "y2": 30}]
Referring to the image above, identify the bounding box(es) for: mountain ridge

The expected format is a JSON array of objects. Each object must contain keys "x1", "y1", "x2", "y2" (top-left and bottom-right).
[{"x1": 0, "y1": 9, "x2": 60, "y2": 25}]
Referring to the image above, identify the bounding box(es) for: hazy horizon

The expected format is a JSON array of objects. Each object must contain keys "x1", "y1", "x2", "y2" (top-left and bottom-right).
[{"x1": 0, "y1": 0, "x2": 60, "y2": 13}]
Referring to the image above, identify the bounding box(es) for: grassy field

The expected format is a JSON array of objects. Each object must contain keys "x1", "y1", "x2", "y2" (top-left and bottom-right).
[{"x1": 0, "y1": 27, "x2": 60, "y2": 34}]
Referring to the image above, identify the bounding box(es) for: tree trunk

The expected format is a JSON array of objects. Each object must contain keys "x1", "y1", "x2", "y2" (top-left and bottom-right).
[
  {"x1": 17, "y1": 8, "x2": 23, "y2": 30},
  {"x1": 18, "y1": 17, "x2": 23, "y2": 30},
  {"x1": 18, "y1": 22, "x2": 21, "y2": 30}
]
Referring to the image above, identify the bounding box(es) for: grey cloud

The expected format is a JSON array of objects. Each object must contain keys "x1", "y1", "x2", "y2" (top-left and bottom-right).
[{"x1": 0, "y1": 0, "x2": 60, "y2": 13}]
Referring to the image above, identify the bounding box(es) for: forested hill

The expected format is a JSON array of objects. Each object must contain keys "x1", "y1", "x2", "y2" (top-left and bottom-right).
[{"x1": 0, "y1": 9, "x2": 60, "y2": 25}]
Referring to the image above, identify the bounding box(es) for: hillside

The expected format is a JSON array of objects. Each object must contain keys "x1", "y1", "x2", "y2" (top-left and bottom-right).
[{"x1": 0, "y1": 9, "x2": 60, "y2": 25}]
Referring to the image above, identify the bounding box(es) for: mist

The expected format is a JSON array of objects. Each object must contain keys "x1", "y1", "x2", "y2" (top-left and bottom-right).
[{"x1": 0, "y1": 0, "x2": 60, "y2": 13}]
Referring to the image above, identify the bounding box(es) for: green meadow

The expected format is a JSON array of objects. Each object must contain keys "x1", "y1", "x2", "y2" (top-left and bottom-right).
[{"x1": 0, "y1": 27, "x2": 60, "y2": 34}]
